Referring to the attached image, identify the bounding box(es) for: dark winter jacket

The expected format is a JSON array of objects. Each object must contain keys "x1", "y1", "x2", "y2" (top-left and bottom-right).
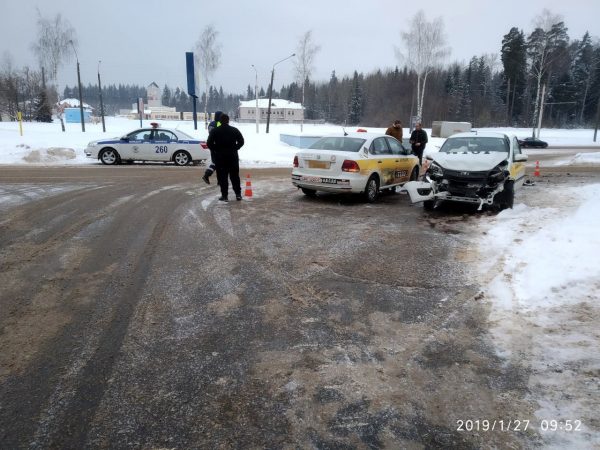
[
  {"x1": 409, "y1": 128, "x2": 428, "y2": 151},
  {"x1": 206, "y1": 123, "x2": 244, "y2": 164}
]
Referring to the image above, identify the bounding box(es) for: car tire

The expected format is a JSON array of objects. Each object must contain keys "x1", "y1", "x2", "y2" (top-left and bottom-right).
[
  {"x1": 173, "y1": 150, "x2": 191, "y2": 166},
  {"x1": 423, "y1": 199, "x2": 436, "y2": 211},
  {"x1": 409, "y1": 166, "x2": 419, "y2": 181},
  {"x1": 99, "y1": 148, "x2": 119, "y2": 165},
  {"x1": 494, "y1": 179, "x2": 514, "y2": 210},
  {"x1": 363, "y1": 175, "x2": 379, "y2": 203},
  {"x1": 301, "y1": 187, "x2": 317, "y2": 197}
]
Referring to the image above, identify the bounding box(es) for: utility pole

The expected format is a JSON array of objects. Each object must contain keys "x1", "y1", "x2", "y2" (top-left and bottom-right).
[
  {"x1": 251, "y1": 65, "x2": 259, "y2": 133},
  {"x1": 98, "y1": 60, "x2": 106, "y2": 132},
  {"x1": 594, "y1": 96, "x2": 600, "y2": 142},
  {"x1": 69, "y1": 40, "x2": 85, "y2": 132},
  {"x1": 266, "y1": 53, "x2": 295, "y2": 134}
]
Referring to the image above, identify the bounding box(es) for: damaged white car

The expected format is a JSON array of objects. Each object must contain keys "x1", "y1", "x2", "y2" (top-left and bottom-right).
[{"x1": 402, "y1": 132, "x2": 527, "y2": 210}]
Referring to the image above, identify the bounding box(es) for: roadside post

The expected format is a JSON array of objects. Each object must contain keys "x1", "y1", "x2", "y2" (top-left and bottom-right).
[
  {"x1": 137, "y1": 98, "x2": 144, "y2": 128},
  {"x1": 17, "y1": 111, "x2": 23, "y2": 136},
  {"x1": 186, "y1": 52, "x2": 198, "y2": 130}
]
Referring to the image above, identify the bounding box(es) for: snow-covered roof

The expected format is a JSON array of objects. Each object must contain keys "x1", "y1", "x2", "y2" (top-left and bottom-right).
[
  {"x1": 239, "y1": 99, "x2": 303, "y2": 110},
  {"x1": 58, "y1": 98, "x2": 93, "y2": 110}
]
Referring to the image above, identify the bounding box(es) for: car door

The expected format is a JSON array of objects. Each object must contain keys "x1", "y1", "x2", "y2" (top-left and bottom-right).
[
  {"x1": 124, "y1": 129, "x2": 154, "y2": 160},
  {"x1": 369, "y1": 137, "x2": 395, "y2": 187},
  {"x1": 511, "y1": 136, "x2": 526, "y2": 183},
  {"x1": 386, "y1": 136, "x2": 413, "y2": 184},
  {"x1": 150, "y1": 129, "x2": 176, "y2": 161}
]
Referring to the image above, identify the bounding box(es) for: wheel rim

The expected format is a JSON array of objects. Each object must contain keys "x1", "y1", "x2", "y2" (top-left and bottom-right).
[
  {"x1": 367, "y1": 179, "x2": 377, "y2": 201},
  {"x1": 175, "y1": 152, "x2": 189, "y2": 165},
  {"x1": 102, "y1": 150, "x2": 116, "y2": 164}
]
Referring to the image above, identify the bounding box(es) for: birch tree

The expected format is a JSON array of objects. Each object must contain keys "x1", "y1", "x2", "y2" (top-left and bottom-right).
[
  {"x1": 293, "y1": 30, "x2": 321, "y2": 131},
  {"x1": 527, "y1": 9, "x2": 568, "y2": 136},
  {"x1": 195, "y1": 25, "x2": 221, "y2": 128},
  {"x1": 31, "y1": 9, "x2": 76, "y2": 85},
  {"x1": 397, "y1": 10, "x2": 449, "y2": 123}
]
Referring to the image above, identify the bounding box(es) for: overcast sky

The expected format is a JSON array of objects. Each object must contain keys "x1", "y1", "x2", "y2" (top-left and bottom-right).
[{"x1": 2, "y1": 0, "x2": 599, "y2": 97}]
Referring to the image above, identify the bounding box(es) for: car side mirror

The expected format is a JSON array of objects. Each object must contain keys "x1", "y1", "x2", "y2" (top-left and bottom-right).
[
  {"x1": 514, "y1": 154, "x2": 528, "y2": 162},
  {"x1": 426, "y1": 154, "x2": 433, "y2": 161},
  {"x1": 120, "y1": 136, "x2": 129, "y2": 141}
]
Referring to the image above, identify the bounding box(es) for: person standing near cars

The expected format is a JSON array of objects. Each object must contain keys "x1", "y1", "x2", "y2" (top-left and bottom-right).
[
  {"x1": 385, "y1": 120, "x2": 403, "y2": 142},
  {"x1": 202, "y1": 110, "x2": 223, "y2": 184},
  {"x1": 206, "y1": 114, "x2": 244, "y2": 202},
  {"x1": 409, "y1": 122, "x2": 428, "y2": 165}
]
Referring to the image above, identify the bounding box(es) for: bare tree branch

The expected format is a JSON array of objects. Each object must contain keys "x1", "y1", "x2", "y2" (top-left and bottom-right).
[{"x1": 194, "y1": 25, "x2": 222, "y2": 127}]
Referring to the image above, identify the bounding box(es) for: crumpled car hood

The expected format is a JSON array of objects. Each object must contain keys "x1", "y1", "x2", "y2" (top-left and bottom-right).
[{"x1": 432, "y1": 152, "x2": 508, "y2": 171}]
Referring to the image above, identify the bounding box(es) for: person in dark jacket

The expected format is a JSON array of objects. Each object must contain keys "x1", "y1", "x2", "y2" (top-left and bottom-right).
[
  {"x1": 202, "y1": 110, "x2": 223, "y2": 184},
  {"x1": 409, "y1": 122, "x2": 428, "y2": 165},
  {"x1": 206, "y1": 114, "x2": 244, "y2": 201},
  {"x1": 385, "y1": 120, "x2": 403, "y2": 142}
]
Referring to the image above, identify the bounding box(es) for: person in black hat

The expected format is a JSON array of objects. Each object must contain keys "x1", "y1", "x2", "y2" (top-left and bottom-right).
[{"x1": 206, "y1": 114, "x2": 245, "y2": 201}]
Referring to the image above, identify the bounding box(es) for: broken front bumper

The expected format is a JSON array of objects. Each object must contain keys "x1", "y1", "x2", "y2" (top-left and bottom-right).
[{"x1": 401, "y1": 180, "x2": 504, "y2": 210}]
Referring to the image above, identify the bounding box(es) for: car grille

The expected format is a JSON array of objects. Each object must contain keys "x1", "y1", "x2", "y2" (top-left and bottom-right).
[{"x1": 443, "y1": 169, "x2": 489, "y2": 197}]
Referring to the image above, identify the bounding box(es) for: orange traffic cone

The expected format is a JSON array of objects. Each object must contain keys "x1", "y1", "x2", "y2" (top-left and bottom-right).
[
  {"x1": 534, "y1": 160, "x2": 540, "y2": 177},
  {"x1": 244, "y1": 173, "x2": 253, "y2": 197}
]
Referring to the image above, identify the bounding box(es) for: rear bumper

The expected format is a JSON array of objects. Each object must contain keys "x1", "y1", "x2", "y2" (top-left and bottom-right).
[{"x1": 291, "y1": 172, "x2": 358, "y2": 192}]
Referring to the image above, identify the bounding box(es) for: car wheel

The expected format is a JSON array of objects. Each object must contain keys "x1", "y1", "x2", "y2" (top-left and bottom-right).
[
  {"x1": 409, "y1": 166, "x2": 419, "y2": 181},
  {"x1": 423, "y1": 199, "x2": 436, "y2": 211},
  {"x1": 502, "y1": 179, "x2": 515, "y2": 209},
  {"x1": 494, "y1": 179, "x2": 514, "y2": 210},
  {"x1": 301, "y1": 187, "x2": 317, "y2": 197},
  {"x1": 173, "y1": 150, "x2": 191, "y2": 166},
  {"x1": 99, "y1": 148, "x2": 119, "y2": 165},
  {"x1": 363, "y1": 175, "x2": 379, "y2": 203}
]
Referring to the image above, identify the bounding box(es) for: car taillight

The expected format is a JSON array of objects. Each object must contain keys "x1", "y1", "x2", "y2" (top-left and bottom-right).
[
  {"x1": 341, "y1": 160, "x2": 360, "y2": 172},
  {"x1": 293, "y1": 155, "x2": 299, "y2": 167},
  {"x1": 200, "y1": 142, "x2": 208, "y2": 149}
]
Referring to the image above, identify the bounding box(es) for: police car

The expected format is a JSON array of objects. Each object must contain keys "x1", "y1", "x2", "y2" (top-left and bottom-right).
[
  {"x1": 291, "y1": 132, "x2": 420, "y2": 202},
  {"x1": 84, "y1": 123, "x2": 209, "y2": 166}
]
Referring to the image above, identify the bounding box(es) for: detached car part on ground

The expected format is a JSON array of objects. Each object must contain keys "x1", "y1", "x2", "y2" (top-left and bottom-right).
[
  {"x1": 401, "y1": 132, "x2": 527, "y2": 211},
  {"x1": 84, "y1": 124, "x2": 209, "y2": 166},
  {"x1": 291, "y1": 132, "x2": 420, "y2": 203}
]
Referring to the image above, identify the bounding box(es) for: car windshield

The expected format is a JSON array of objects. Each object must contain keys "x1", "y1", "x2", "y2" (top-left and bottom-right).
[
  {"x1": 309, "y1": 137, "x2": 366, "y2": 152},
  {"x1": 440, "y1": 137, "x2": 508, "y2": 153},
  {"x1": 173, "y1": 130, "x2": 194, "y2": 140}
]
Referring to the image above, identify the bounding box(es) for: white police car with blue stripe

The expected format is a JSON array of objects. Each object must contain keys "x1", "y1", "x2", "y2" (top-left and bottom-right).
[{"x1": 84, "y1": 123, "x2": 209, "y2": 166}]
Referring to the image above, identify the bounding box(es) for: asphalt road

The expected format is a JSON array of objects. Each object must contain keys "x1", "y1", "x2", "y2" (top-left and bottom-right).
[{"x1": 0, "y1": 162, "x2": 591, "y2": 449}]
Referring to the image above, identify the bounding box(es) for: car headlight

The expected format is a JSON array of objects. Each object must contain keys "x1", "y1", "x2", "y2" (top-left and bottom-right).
[
  {"x1": 87, "y1": 141, "x2": 98, "y2": 147},
  {"x1": 428, "y1": 161, "x2": 444, "y2": 179},
  {"x1": 488, "y1": 161, "x2": 509, "y2": 184}
]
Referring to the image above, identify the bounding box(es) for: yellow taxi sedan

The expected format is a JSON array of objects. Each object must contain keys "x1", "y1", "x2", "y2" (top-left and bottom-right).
[{"x1": 291, "y1": 132, "x2": 420, "y2": 202}]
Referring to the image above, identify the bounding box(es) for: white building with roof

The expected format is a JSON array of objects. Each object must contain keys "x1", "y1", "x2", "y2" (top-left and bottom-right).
[{"x1": 238, "y1": 99, "x2": 303, "y2": 124}]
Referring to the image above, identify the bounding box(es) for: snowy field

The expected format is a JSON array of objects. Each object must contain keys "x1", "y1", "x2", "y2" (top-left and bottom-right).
[
  {"x1": 1, "y1": 117, "x2": 600, "y2": 167},
  {"x1": 1, "y1": 117, "x2": 599, "y2": 446}
]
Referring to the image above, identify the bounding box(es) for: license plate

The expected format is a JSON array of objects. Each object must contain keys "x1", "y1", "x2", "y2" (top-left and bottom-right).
[{"x1": 307, "y1": 160, "x2": 330, "y2": 169}]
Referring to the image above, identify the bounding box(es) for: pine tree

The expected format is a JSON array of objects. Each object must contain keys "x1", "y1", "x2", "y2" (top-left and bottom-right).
[
  {"x1": 348, "y1": 71, "x2": 363, "y2": 125},
  {"x1": 34, "y1": 88, "x2": 52, "y2": 122}
]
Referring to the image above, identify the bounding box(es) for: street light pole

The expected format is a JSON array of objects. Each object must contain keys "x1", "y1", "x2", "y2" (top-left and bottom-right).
[
  {"x1": 98, "y1": 60, "x2": 106, "y2": 132},
  {"x1": 69, "y1": 40, "x2": 85, "y2": 132},
  {"x1": 251, "y1": 65, "x2": 259, "y2": 133},
  {"x1": 266, "y1": 53, "x2": 295, "y2": 134}
]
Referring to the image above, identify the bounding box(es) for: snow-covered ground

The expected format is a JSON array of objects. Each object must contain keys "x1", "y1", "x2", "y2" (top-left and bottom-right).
[
  {"x1": 1, "y1": 117, "x2": 600, "y2": 166},
  {"x1": 1, "y1": 117, "x2": 599, "y2": 445},
  {"x1": 476, "y1": 185, "x2": 600, "y2": 449}
]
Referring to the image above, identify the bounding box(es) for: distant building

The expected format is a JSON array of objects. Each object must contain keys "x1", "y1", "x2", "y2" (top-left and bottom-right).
[
  {"x1": 238, "y1": 99, "x2": 303, "y2": 124},
  {"x1": 57, "y1": 99, "x2": 93, "y2": 123},
  {"x1": 147, "y1": 82, "x2": 162, "y2": 107}
]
